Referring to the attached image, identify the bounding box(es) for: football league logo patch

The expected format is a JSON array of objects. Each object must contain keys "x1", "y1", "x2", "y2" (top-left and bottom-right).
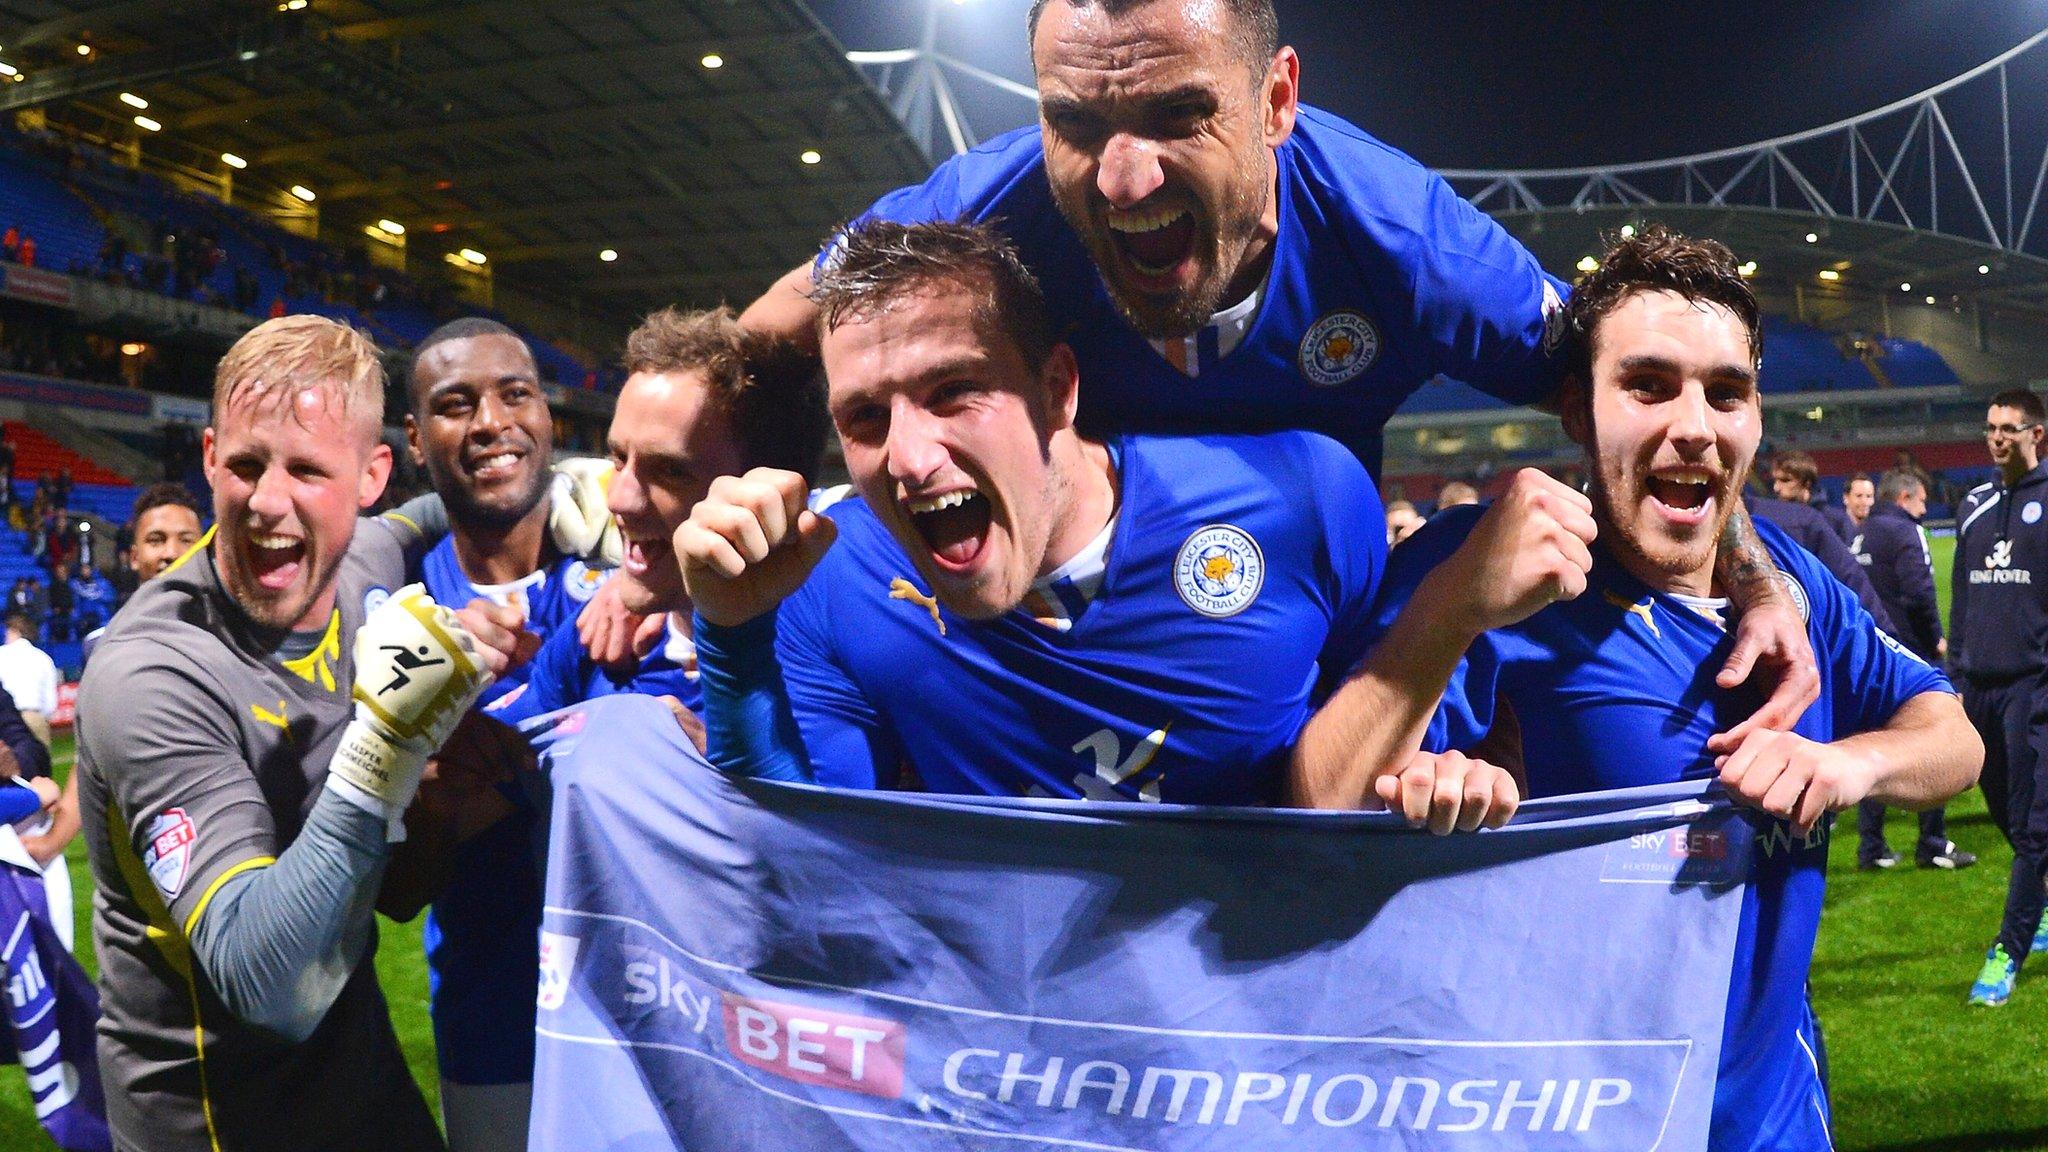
[
  {"x1": 142, "y1": 808, "x2": 196, "y2": 901},
  {"x1": 1298, "y1": 310, "x2": 1379, "y2": 387},
  {"x1": 1175, "y1": 525, "x2": 1264, "y2": 617},
  {"x1": 536, "y1": 931, "x2": 582, "y2": 1011},
  {"x1": 363, "y1": 586, "x2": 391, "y2": 615},
  {"x1": 2025, "y1": 501, "x2": 2042, "y2": 525}
]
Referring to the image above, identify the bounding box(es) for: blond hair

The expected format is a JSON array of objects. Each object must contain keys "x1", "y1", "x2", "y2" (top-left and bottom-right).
[{"x1": 212, "y1": 315, "x2": 386, "y2": 435}]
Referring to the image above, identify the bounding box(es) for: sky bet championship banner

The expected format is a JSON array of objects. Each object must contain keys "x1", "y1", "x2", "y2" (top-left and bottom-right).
[{"x1": 529, "y1": 695, "x2": 1754, "y2": 1152}]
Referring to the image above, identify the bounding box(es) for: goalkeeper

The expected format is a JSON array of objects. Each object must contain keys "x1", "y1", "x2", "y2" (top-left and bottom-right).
[{"x1": 75, "y1": 317, "x2": 528, "y2": 1152}]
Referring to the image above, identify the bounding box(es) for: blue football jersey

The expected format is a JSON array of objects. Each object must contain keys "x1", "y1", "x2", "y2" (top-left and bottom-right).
[
  {"x1": 1372, "y1": 507, "x2": 1951, "y2": 1152},
  {"x1": 776, "y1": 432, "x2": 1384, "y2": 803},
  {"x1": 418, "y1": 539, "x2": 610, "y2": 1085},
  {"x1": 485, "y1": 617, "x2": 704, "y2": 728},
  {"x1": 853, "y1": 108, "x2": 1564, "y2": 478}
]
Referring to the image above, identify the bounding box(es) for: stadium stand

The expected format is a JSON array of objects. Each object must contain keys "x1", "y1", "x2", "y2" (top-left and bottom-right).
[{"x1": 0, "y1": 126, "x2": 605, "y2": 389}]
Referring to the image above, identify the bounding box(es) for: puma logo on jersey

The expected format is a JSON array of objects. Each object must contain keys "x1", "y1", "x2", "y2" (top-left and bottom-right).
[
  {"x1": 250, "y1": 699, "x2": 290, "y2": 732},
  {"x1": 888, "y1": 578, "x2": 946, "y2": 636},
  {"x1": 1603, "y1": 590, "x2": 1660, "y2": 638}
]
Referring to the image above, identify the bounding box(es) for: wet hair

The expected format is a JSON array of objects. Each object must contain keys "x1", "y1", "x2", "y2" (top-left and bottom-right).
[
  {"x1": 1027, "y1": 0, "x2": 1279, "y2": 78},
  {"x1": 1559, "y1": 224, "x2": 1762, "y2": 389},
  {"x1": 810, "y1": 218, "x2": 1057, "y2": 374},
  {"x1": 623, "y1": 306, "x2": 830, "y2": 485}
]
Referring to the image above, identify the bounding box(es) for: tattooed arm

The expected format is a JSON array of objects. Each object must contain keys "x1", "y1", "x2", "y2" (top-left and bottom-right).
[{"x1": 1707, "y1": 502, "x2": 1822, "y2": 752}]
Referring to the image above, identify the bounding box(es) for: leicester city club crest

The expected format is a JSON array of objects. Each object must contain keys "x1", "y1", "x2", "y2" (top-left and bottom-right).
[
  {"x1": 1298, "y1": 310, "x2": 1380, "y2": 387},
  {"x1": 1175, "y1": 525, "x2": 1264, "y2": 617},
  {"x1": 563, "y1": 560, "x2": 608, "y2": 603}
]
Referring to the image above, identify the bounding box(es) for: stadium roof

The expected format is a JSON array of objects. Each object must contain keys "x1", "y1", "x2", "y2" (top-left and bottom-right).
[
  {"x1": 1498, "y1": 205, "x2": 2048, "y2": 317},
  {"x1": 0, "y1": 0, "x2": 933, "y2": 324}
]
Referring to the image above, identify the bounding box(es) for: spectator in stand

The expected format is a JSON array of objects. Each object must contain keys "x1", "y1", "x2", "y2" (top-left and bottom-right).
[
  {"x1": 43, "y1": 510, "x2": 76, "y2": 574},
  {"x1": 0, "y1": 438, "x2": 14, "y2": 512},
  {"x1": 0, "y1": 613, "x2": 60, "y2": 750},
  {"x1": 53, "y1": 467, "x2": 72, "y2": 510},
  {"x1": 1850, "y1": 469, "x2": 1974, "y2": 871},
  {"x1": 18, "y1": 234, "x2": 36, "y2": 268},
  {"x1": 1844, "y1": 472, "x2": 1875, "y2": 532},
  {"x1": 24, "y1": 493, "x2": 46, "y2": 557},
  {"x1": 1436, "y1": 480, "x2": 1479, "y2": 509},
  {"x1": 45, "y1": 562, "x2": 73, "y2": 642},
  {"x1": 7, "y1": 578, "x2": 45, "y2": 637},
  {"x1": 70, "y1": 562, "x2": 115, "y2": 635},
  {"x1": 1771, "y1": 449, "x2": 1855, "y2": 542},
  {"x1": 1, "y1": 224, "x2": 18, "y2": 262}
]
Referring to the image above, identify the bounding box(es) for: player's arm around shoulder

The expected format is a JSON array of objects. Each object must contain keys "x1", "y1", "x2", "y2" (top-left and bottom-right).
[{"x1": 1291, "y1": 469, "x2": 1594, "y2": 831}]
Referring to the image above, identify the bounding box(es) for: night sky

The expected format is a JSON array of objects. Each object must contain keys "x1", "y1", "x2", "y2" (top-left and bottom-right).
[{"x1": 806, "y1": 1, "x2": 2048, "y2": 170}]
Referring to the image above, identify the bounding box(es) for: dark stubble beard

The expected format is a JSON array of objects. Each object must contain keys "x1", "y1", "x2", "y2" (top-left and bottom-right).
[
  {"x1": 1051, "y1": 140, "x2": 1272, "y2": 340},
  {"x1": 1586, "y1": 450, "x2": 1740, "y2": 590},
  {"x1": 431, "y1": 454, "x2": 551, "y2": 535}
]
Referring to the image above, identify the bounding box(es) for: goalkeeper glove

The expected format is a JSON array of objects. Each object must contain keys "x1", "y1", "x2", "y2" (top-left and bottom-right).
[
  {"x1": 549, "y1": 457, "x2": 622, "y2": 567},
  {"x1": 329, "y1": 584, "x2": 491, "y2": 840}
]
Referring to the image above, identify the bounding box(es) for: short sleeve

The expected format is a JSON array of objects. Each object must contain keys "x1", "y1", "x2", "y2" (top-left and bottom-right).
[
  {"x1": 1318, "y1": 129, "x2": 1563, "y2": 407},
  {"x1": 79, "y1": 659, "x2": 277, "y2": 933},
  {"x1": 1302, "y1": 436, "x2": 1388, "y2": 686},
  {"x1": 1767, "y1": 525, "x2": 1951, "y2": 737},
  {"x1": 821, "y1": 128, "x2": 1046, "y2": 275},
  {"x1": 776, "y1": 578, "x2": 902, "y2": 790}
]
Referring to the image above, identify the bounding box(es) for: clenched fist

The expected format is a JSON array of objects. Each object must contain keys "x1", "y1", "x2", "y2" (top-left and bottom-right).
[
  {"x1": 1422, "y1": 469, "x2": 1597, "y2": 637},
  {"x1": 676, "y1": 468, "x2": 839, "y2": 627}
]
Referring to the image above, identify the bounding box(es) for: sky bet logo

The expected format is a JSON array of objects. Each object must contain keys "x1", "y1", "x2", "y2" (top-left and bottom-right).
[
  {"x1": 721, "y1": 993, "x2": 906, "y2": 1100},
  {"x1": 1601, "y1": 822, "x2": 1744, "y2": 884}
]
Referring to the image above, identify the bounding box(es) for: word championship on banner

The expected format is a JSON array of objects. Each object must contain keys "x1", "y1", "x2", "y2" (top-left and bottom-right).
[{"x1": 528, "y1": 695, "x2": 1754, "y2": 1152}]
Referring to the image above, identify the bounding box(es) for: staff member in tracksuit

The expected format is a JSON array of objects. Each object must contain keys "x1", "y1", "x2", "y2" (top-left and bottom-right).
[
  {"x1": 1955, "y1": 388, "x2": 2048, "y2": 1006},
  {"x1": 1854, "y1": 468, "x2": 1974, "y2": 871}
]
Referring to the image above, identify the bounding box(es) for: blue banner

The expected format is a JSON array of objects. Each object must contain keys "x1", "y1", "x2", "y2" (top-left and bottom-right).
[
  {"x1": 530, "y1": 695, "x2": 1751, "y2": 1152},
  {"x1": 0, "y1": 834, "x2": 111, "y2": 1151}
]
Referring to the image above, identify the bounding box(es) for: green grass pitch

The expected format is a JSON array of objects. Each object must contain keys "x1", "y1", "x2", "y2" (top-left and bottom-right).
[{"x1": 4, "y1": 541, "x2": 2044, "y2": 1148}]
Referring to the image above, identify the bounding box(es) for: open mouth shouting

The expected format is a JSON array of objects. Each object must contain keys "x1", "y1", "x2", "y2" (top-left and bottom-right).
[
  {"x1": 621, "y1": 529, "x2": 672, "y2": 581},
  {"x1": 1105, "y1": 202, "x2": 1199, "y2": 288},
  {"x1": 905, "y1": 488, "x2": 992, "y2": 574},
  {"x1": 1643, "y1": 466, "x2": 1717, "y2": 526},
  {"x1": 245, "y1": 527, "x2": 306, "y2": 591}
]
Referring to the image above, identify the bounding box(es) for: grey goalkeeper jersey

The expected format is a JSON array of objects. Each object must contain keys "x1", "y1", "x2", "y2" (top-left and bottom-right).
[{"x1": 76, "y1": 518, "x2": 443, "y2": 1152}]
